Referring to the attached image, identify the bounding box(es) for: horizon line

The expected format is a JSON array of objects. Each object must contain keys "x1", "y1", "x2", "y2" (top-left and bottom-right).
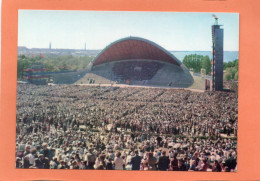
[{"x1": 17, "y1": 46, "x2": 239, "y2": 52}]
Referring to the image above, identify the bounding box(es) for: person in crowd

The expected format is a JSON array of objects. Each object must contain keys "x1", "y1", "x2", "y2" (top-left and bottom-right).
[
  {"x1": 35, "y1": 154, "x2": 46, "y2": 169},
  {"x1": 158, "y1": 150, "x2": 170, "y2": 171},
  {"x1": 212, "y1": 160, "x2": 222, "y2": 172},
  {"x1": 189, "y1": 160, "x2": 197, "y2": 171},
  {"x1": 24, "y1": 145, "x2": 31, "y2": 157},
  {"x1": 225, "y1": 152, "x2": 237, "y2": 171},
  {"x1": 147, "y1": 152, "x2": 157, "y2": 170},
  {"x1": 23, "y1": 155, "x2": 31, "y2": 168},
  {"x1": 114, "y1": 152, "x2": 124, "y2": 170},
  {"x1": 40, "y1": 143, "x2": 50, "y2": 160},
  {"x1": 106, "y1": 158, "x2": 114, "y2": 170},
  {"x1": 86, "y1": 148, "x2": 96, "y2": 169},
  {"x1": 177, "y1": 159, "x2": 187, "y2": 171},
  {"x1": 198, "y1": 158, "x2": 209, "y2": 171},
  {"x1": 170, "y1": 153, "x2": 179, "y2": 171},
  {"x1": 131, "y1": 150, "x2": 142, "y2": 170}
]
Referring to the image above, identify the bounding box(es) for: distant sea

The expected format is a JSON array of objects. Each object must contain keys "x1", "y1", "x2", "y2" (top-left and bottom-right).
[{"x1": 170, "y1": 51, "x2": 239, "y2": 62}]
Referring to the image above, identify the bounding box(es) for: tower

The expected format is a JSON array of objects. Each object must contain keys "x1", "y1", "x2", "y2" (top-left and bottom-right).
[
  {"x1": 211, "y1": 15, "x2": 224, "y2": 91},
  {"x1": 84, "y1": 42, "x2": 86, "y2": 50},
  {"x1": 49, "y1": 42, "x2": 51, "y2": 50}
]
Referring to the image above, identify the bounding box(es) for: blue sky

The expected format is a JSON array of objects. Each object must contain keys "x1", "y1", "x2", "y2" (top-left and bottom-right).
[{"x1": 18, "y1": 10, "x2": 239, "y2": 51}]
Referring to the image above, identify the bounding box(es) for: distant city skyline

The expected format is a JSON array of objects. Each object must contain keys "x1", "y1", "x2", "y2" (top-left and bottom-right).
[{"x1": 18, "y1": 11, "x2": 239, "y2": 51}]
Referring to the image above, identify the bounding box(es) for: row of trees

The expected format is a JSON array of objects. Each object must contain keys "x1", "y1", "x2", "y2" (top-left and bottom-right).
[
  {"x1": 17, "y1": 55, "x2": 42, "y2": 79},
  {"x1": 17, "y1": 55, "x2": 94, "y2": 79},
  {"x1": 182, "y1": 54, "x2": 212, "y2": 75},
  {"x1": 182, "y1": 54, "x2": 238, "y2": 81},
  {"x1": 17, "y1": 53, "x2": 238, "y2": 81},
  {"x1": 43, "y1": 55, "x2": 94, "y2": 72}
]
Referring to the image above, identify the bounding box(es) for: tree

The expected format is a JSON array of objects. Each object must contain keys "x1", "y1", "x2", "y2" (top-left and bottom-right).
[
  {"x1": 223, "y1": 59, "x2": 238, "y2": 71},
  {"x1": 183, "y1": 54, "x2": 211, "y2": 75},
  {"x1": 201, "y1": 56, "x2": 211, "y2": 75},
  {"x1": 17, "y1": 54, "x2": 95, "y2": 79},
  {"x1": 223, "y1": 59, "x2": 239, "y2": 81},
  {"x1": 17, "y1": 55, "x2": 31, "y2": 79},
  {"x1": 225, "y1": 72, "x2": 232, "y2": 81}
]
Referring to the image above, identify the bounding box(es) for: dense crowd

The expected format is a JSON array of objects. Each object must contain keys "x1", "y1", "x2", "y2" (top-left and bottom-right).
[
  {"x1": 113, "y1": 61, "x2": 163, "y2": 80},
  {"x1": 16, "y1": 83, "x2": 237, "y2": 171}
]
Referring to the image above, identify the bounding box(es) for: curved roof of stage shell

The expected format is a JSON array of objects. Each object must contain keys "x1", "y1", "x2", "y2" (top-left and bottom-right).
[{"x1": 93, "y1": 37, "x2": 182, "y2": 66}]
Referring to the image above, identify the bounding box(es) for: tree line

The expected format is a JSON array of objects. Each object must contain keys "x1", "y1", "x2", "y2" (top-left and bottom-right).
[
  {"x1": 182, "y1": 54, "x2": 211, "y2": 75},
  {"x1": 223, "y1": 59, "x2": 238, "y2": 81},
  {"x1": 17, "y1": 55, "x2": 94, "y2": 79},
  {"x1": 182, "y1": 54, "x2": 238, "y2": 81},
  {"x1": 17, "y1": 54, "x2": 238, "y2": 81}
]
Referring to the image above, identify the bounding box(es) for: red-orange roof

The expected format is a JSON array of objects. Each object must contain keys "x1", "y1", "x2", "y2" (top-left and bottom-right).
[{"x1": 93, "y1": 37, "x2": 181, "y2": 66}]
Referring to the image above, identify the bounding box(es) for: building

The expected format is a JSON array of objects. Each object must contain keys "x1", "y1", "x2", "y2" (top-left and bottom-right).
[
  {"x1": 23, "y1": 63, "x2": 48, "y2": 85},
  {"x1": 90, "y1": 36, "x2": 193, "y2": 87}
]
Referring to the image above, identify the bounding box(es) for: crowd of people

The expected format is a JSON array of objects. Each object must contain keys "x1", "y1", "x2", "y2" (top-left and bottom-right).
[
  {"x1": 16, "y1": 83, "x2": 237, "y2": 171},
  {"x1": 113, "y1": 61, "x2": 163, "y2": 80}
]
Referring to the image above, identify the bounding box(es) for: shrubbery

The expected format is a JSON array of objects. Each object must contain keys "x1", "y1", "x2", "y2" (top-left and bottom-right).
[
  {"x1": 224, "y1": 59, "x2": 238, "y2": 81},
  {"x1": 17, "y1": 55, "x2": 94, "y2": 79},
  {"x1": 182, "y1": 54, "x2": 211, "y2": 75}
]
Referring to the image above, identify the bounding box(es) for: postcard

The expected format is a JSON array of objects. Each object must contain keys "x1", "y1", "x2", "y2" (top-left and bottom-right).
[{"x1": 1, "y1": 0, "x2": 260, "y2": 180}]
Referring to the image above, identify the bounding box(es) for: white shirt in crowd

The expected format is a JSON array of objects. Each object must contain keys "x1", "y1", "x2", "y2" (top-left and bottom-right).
[{"x1": 114, "y1": 157, "x2": 125, "y2": 170}]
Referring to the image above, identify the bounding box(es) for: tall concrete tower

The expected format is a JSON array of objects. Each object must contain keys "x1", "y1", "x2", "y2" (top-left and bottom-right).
[
  {"x1": 211, "y1": 15, "x2": 224, "y2": 91},
  {"x1": 49, "y1": 42, "x2": 52, "y2": 50},
  {"x1": 84, "y1": 42, "x2": 86, "y2": 50}
]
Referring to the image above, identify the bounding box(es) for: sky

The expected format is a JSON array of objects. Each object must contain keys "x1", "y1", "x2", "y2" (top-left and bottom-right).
[{"x1": 18, "y1": 10, "x2": 239, "y2": 51}]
